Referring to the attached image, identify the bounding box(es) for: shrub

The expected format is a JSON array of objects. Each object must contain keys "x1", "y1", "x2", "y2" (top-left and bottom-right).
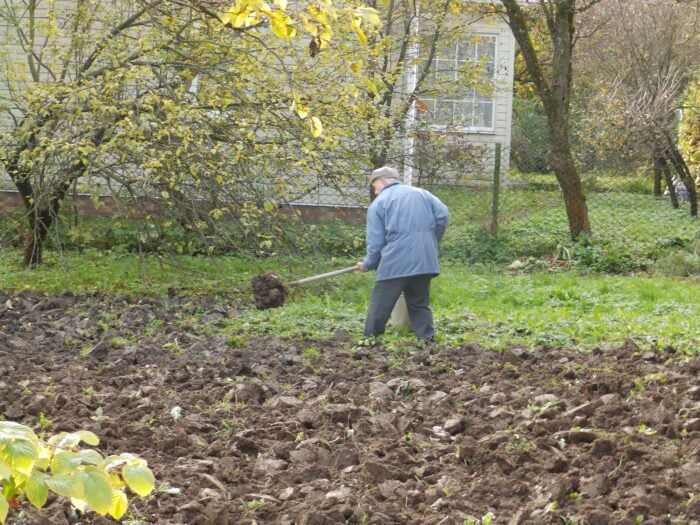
[
  {"x1": 0, "y1": 421, "x2": 155, "y2": 523},
  {"x1": 656, "y1": 250, "x2": 700, "y2": 277}
]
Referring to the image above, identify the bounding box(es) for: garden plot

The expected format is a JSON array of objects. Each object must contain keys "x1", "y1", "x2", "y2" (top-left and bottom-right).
[{"x1": 0, "y1": 292, "x2": 698, "y2": 524}]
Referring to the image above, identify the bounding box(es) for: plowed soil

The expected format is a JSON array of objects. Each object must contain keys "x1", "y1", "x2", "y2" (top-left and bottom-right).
[{"x1": 1, "y1": 291, "x2": 698, "y2": 525}]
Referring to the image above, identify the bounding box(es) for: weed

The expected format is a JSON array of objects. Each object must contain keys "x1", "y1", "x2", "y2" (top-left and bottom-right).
[
  {"x1": 82, "y1": 386, "x2": 96, "y2": 397},
  {"x1": 226, "y1": 335, "x2": 246, "y2": 349},
  {"x1": 109, "y1": 336, "x2": 130, "y2": 348},
  {"x1": 144, "y1": 318, "x2": 165, "y2": 337},
  {"x1": 36, "y1": 412, "x2": 53, "y2": 429},
  {"x1": 246, "y1": 498, "x2": 268, "y2": 511},
  {"x1": 505, "y1": 439, "x2": 533, "y2": 453},
  {"x1": 162, "y1": 340, "x2": 182, "y2": 354}
]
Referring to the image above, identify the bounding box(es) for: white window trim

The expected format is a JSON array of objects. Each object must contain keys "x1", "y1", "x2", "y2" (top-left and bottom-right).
[{"x1": 415, "y1": 33, "x2": 499, "y2": 134}]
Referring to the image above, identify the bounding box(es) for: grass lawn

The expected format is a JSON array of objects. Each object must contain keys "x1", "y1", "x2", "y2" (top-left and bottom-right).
[{"x1": 2, "y1": 249, "x2": 697, "y2": 354}]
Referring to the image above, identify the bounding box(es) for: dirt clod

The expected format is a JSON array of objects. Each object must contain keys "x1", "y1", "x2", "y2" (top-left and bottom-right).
[
  {"x1": 1, "y1": 291, "x2": 698, "y2": 524},
  {"x1": 250, "y1": 272, "x2": 288, "y2": 309}
]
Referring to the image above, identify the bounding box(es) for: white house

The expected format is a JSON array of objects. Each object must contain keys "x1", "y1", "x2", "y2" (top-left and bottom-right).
[
  {"x1": 293, "y1": 3, "x2": 516, "y2": 209},
  {"x1": 0, "y1": 1, "x2": 516, "y2": 214}
]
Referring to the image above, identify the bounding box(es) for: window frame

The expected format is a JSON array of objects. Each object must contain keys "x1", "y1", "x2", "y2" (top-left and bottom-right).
[{"x1": 415, "y1": 33, "x2": 498, "y2": 134}]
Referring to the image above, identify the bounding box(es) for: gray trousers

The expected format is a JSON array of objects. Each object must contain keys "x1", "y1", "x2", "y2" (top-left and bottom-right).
[{"x1": 364, "y1": 275, "x2": 435, "y2": 340}]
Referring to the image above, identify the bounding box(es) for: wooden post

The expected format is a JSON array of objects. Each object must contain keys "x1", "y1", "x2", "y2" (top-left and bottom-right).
[{"x1": 490, "y1": 143, "x2": 502, "y2": 239}]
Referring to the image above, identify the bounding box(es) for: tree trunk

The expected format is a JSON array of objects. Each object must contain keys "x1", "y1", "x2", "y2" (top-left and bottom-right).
[
  {"x1": 660, "y1": 155, "x2": 679, "y2": 208},
  {"x1": 652, "y1": 152, "x2": 663, "y2": 196},
  {"x1": 23, "y1": 209, "x2": 54, "y2": 267},
  {"x1": 548, "y1": 124, "x2": 590, "y2": 237},
  {"x1": 9, "y1": 159, "x2": 71, "y2": 266},
  {"x1": 501, "y1": 0, "x2": 591, "y2": 240},
  {"x1": 664, "y1": 142, "x2": 698, "y2": 216}
]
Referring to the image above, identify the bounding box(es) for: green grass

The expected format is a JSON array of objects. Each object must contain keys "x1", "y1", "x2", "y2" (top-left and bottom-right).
[
  {"x1": 223, "y1": 263, "x2": 699, "y2": 354},
  {"x1": 3, "y1": 184, "x2": 697, "y2": 273},
  {"x1": 0, "y1": 249, "x2": 267, "y2": 296},
  {"x1": 433, "y1": 269, "x2": 699, "y2": 352},
  {"x1": 1, "y1": 249, "x2": 697, "y2": 353},
  {"x1": 436, "y1": 186, "x2": 699, "y2": 271},
  {"x1": 2, "y1": 181, "x2": 699, "y2": 353}
]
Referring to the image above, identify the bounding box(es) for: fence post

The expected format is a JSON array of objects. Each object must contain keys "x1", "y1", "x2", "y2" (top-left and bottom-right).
[{"x1": 490, "y1": 143, "x2": 502, "y2": 238}]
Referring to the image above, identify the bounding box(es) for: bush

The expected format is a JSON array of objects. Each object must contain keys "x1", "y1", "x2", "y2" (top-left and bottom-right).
[
  {"x1": 0, "y1": 421, "x2": 155, "y2": 523},
  {"x1": 510, "y1": 97, "x2": 550, "y2": 173},
  {"x1": 656, "y1": 249, "x2": 700, "y2": 277},
  {"x1": 571, "y1": 243, "x2": 650, "y2": 274}
]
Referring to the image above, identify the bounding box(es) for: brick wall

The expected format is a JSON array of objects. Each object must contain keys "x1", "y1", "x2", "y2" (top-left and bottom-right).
[{"x1": 0, "y1": 190, "x2": 366, "y2": 224}]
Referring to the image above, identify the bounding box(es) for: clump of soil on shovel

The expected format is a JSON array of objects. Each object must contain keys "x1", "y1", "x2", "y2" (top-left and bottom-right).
[{"x1": 251, "y1": 272, "x2": 288, "y2": 309}]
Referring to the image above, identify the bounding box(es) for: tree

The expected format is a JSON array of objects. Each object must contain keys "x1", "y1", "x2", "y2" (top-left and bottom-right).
[
  {"x1": 497, "y1": 0, "x2": 599, "y2": 240},
  {"x1": 0, "y1": 0, "x2": 381, "y2": 266},
  {"x1": 575, "y1": 0, "x2": 699, "y2": 215},
  {"x1": 299, "y1": 0, "x2": 500, "y2": 177}
]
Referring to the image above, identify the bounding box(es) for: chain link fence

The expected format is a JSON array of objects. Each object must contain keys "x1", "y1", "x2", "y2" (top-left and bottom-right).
[
  {"x1": 2, "y1": 105, "x2": 698, "y2": 273},
  {"x1": 421, "y1": 109, "x2": 699, "y2": 272}
]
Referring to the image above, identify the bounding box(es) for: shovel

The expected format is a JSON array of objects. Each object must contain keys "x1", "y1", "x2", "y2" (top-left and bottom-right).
[{"x1": 251, "y1": 265, "x2": 359, "y2": 309}]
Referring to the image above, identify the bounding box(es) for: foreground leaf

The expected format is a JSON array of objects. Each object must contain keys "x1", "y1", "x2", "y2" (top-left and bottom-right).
[
  {"x1": 0, "y1": 460, "x2": 11, "y2": 481},
  {"x1": 0, "y1": 494, "x2": 8, "y2": 524},
  {"x1": 2, "y1": 440, "x2": 38, "y2": 474},
  {"x1": 108, "y1": 489, "x2": 128, "y2": 520},
  {"x1": 79, "y1": 467, "x2": 113, "y2": 515},
  {"x1": 25, "y1": 471, "x2": 50, "y2": 509},
  {"x1": 123, "y1": 464, "x2": 156, "y2": 497},
  {"x1": 46, "y1": 473, "x2": 83, "y2": 500}
]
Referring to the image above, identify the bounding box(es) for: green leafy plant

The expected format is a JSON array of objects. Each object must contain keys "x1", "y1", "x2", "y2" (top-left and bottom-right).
[
  {"x1": 464, "y1": 512, "x2": 495, "y2": 525},
  {"x1": 0, "y1": 421, "x2": 155, "y2": 523},
  {"x1": 246, "y1": 498, "x2": 268, "y2": 511}
]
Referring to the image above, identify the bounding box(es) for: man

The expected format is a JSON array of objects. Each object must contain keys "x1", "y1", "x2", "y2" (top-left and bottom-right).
[{"x1": 357, "y1": 166, "x2": 449, "y2": 341}]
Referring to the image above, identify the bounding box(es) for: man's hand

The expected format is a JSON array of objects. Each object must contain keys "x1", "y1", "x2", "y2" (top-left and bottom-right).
[{"x1": 357, "y1": 262, "x2": 367, "y2": 272}]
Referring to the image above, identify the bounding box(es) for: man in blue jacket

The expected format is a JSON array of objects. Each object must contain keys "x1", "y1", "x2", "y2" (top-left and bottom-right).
[{"x1": 357, "y1": 166, "x2": 449, "y2": 341}]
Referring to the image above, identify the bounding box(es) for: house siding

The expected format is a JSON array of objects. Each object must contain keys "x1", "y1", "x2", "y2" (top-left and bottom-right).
[{"x1": 1, "y1": 2, "x2": 516, "y2": 210}]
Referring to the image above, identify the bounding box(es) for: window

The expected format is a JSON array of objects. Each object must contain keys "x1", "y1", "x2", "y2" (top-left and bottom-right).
[{"x1": 417, "y1": 35, "x2": 496, "y2": 132}]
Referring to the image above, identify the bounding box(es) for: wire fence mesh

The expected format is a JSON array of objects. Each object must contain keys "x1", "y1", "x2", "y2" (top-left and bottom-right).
[
  {"x1": 423, "y1": 128, "x2": 699, "y2": 270},
  {"x1": 1, "y1": 117, "x2": 698, "y2": 271}
]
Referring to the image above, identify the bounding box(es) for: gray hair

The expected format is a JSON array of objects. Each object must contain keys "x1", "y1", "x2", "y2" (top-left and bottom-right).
[{"x1": 370, "y1": 166, "x2": 400, "y2": 183}]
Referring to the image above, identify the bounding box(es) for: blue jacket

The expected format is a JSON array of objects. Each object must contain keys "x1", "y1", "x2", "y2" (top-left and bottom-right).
[{"x1": 363, "y1": 182, "x2": 449, "y2": 281}]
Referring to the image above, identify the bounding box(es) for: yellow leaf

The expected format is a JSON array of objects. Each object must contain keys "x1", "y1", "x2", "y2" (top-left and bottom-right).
[
  {"x1": 351, "y1": 16, "x2": 367, "y2": 46},
  {"x1": 70, "y1": 497, "x2": 88, "y2": 513},
  {"x1": 355, "y1": 7, "x2": 381, "y2": 28},
  {"x1": 299, "y1": 14, "x2": 318, "y2": 36},
  {"x1": 354, "y1": 27, "x2": 367, "y2": 45},
  {"x1": 79, "y1": 467, "x2": 113, "y2": 515},
  {"x1": 350, "y1": 61, "x2": 363, "y2": 72},
  {"x1": 292, "y1": 100, "x2": 309, "y2": 119},
  {"x1": 269, "y1": 12, "x2": 296, "y2": 38},
  {"x1": 108, "y1": 490, "x2": 128, "y2": 520},
  {"x1": 3, "y1": 440, "x2": 38, "y2": 475},
  {"x1": 25, "y1": 471, "x2": 49, "y2": 509},
  {"x1": 362, "y1": 77, "x2": 379, "y2": 97},
  {"x1": 310, "y1": 116, "x2": 323, "y2": 138},
  {"x1": 122, "y1": 464, "x2": 155, "y2": 497}
]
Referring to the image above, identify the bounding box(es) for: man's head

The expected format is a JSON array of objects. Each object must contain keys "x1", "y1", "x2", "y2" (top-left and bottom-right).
[{"x1": 370, "y1": 166, "x2": 400, "y2": 195}]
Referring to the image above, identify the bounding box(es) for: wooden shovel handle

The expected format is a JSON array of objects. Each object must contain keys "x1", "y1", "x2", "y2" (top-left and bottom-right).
[{"x1": 288, "y1": 265, "x2": 359, "y2": 286}]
